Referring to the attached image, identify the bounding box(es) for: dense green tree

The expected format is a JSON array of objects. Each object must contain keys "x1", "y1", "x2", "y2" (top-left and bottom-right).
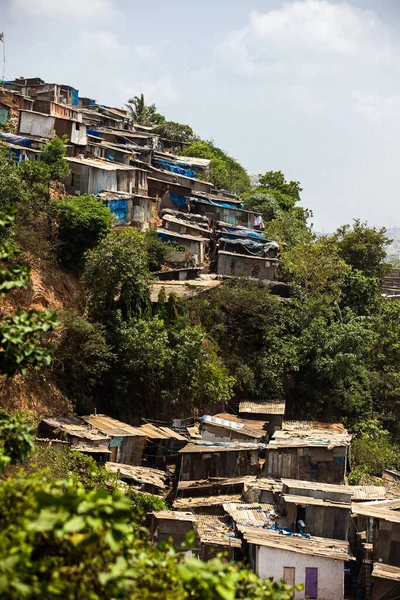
[
  {"x1": 153, "y1": 121, "x2": 195, "y2": 144},
  {"x1": 281, "y1": 237, "x2": 349, "y2": 298},
  {"x1": 41, "y1": 135, "x2": 70, "y2": 181},
  {"x1": 257, "y1": 170, "x2": 303, "y2": 201},
  {"x1": 335, "y1": 219, "x2": 391, "y2": 279},
  {"x1": 56, "y1": 195, "x2": 113, "y2": 270},
  {"x1": 52, "y1": 310, "x2": 114, "y2": 414},
  {"x1": 182, "y1": 140, "x2": 251, "y2": 194},
  {"x1": 83, "y1": 228, "x2": 152, "y2": 322}
]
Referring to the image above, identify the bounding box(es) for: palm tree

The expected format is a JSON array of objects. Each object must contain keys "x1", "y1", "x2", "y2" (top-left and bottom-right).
[{"x1": 125, "y1": 94, "x2": 158, "y2": 126}]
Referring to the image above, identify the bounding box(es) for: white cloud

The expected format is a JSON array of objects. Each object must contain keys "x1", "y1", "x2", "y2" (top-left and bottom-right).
[
  {"x1": 216, "y1": 1, "x2": 398, "y2": 76},
  {"x1": 77, "y1": 29, "x2": 124, "y2": 58},
  {"x1": 11, "y1": 0, "x2": 118, "y2": 21},
  {"x1": 133, "y1": 44, "x2": 158, "y2": 61}
]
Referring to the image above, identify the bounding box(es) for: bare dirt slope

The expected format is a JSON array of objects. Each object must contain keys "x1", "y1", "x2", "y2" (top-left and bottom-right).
[{"x1": 1, "y1": 258, "x2": 82, "y2": 418}]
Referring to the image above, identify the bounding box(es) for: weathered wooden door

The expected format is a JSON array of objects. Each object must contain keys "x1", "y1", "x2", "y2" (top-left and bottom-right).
[
  {"x1": 283, "y1": 567, "x2": 295, "y2": 592},
  {"x1": 305, "y1": 567, "x2": 318, "y2": 599}
]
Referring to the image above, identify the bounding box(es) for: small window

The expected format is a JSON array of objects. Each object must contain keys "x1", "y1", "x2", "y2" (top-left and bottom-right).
[{"x1": 76, "y1": 122, "x2": 80, "y2": 131}]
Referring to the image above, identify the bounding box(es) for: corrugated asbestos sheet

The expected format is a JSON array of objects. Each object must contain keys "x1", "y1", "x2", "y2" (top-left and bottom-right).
[
  {"x1": 239, "y1": 400, "x2": 286, "y2": 415},
  {"x1": 82, "y1": 414, "x2": 145, "y2": 437}
]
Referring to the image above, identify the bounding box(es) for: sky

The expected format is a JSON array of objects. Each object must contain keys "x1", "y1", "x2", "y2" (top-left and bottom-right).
[{"x1": 1, "y1": 0, "x2": 400, "y2": 231}]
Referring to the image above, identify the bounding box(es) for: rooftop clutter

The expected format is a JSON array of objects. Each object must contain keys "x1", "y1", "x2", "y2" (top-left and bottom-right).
[
  {"x1": 0, "y1": 75, "x2": 280, "y2": 288},
  {"x1": 36, "y1": 403, "x2": 399, "y2": 600}
]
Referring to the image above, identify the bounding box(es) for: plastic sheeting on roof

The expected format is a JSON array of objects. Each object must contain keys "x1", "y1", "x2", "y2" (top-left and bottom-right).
[
  {"x1": 0, "y1": 131, "x2": 32, "y2": 148},
  {"x1": 219, "y1": 226, "x2": 266, "y2": 240},
  {"x1": 219, "y1": 237, "x2": 279, "y2": 258},
  {"x1": 201, "y1": 415, "x2": 244, "y2": 430},
  {"x1": 153, "y1": 159, "x2": 197, "y2": 178},
  {"x1": 192, "y1": 196, "x2": 238, "y2": 210}
]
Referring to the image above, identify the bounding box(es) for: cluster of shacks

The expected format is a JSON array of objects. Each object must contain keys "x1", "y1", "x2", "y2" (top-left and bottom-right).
[
  {"x1": 0, "y1": 76, "x2": 281, "y2": 290},
  {"x1": 37, "y1": 398, "x2": 400, "y2": 599}
]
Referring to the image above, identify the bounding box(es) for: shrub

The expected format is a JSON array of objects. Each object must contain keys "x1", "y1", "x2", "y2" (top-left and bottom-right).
[{"x1": 56, "y1": 195, "x2": 113, "y2": 269}]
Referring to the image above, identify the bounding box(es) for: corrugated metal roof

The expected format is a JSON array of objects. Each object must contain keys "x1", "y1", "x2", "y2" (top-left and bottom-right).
[
  {"x1": 242, "y1": 528, "x2": 354, "y2": 561},
  {"x1": 281, "y1": 479, "x2": 354, "y2": 495},
  {"x1": 67, "y1": 156, "x2": 135, "y2": 171},
  {"x1": 40, "y1": 417, "x2": 109, "y2": 441},
  {"x1": 179, "y1": 442, "x2": 263, "y2": 453},
  {"x1": 137, "y1": 423, "x2": 187, "y2": 441},
  {"x1": 214, "y1": 413, "x2": 268, "y2": 432},
  {"x1": 270, "y1": 424, "x2": 352, "y2": 448},
  {"x1": 201, "y1": 415, "x2": 264, "y2": 439},
  {"x1": 196, "y1": 515, "x2": 241, "y2": 548},
  {"x1": 372, "y1": 563, "x2": 400, "y2": 581},
  {"x1": 239, "y1": 400, "x2": 286, "y2": 415},
  {"x1": 177, "y1": 476, "x2": 257, "y2": 491},
  {"x1": 173, "y1": 494, "x2": 242, "y2": 509},
  {"x1": 351, "y1": 503, "x2": 400, "y2": 523},
  {"x1": 105, "y1": 462, "x2": 167, "y2": 489},
  {"x1": 351, "y1": 486, "x2": 387, "y2": 501},
  {"x1": 223, "y1": 502, "x2": 283, "y2": 528},
  {"x1": 283, "y1": 494, "x2": 351, "y2": 508},
  {"x1": 82, "y1": 415, "x2": 145, "y2": 437}
]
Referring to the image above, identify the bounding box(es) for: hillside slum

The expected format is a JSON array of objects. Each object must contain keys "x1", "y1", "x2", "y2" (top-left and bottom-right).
[
  {"x1": 2, "y1": 76, "x2": 399, "y2": 600},
  {"x1": 37, "y1": 401, "x2": 400, "y2": 600},
  {"x1": 0, "y1": 76, "x2": 281, "y2": 297}
]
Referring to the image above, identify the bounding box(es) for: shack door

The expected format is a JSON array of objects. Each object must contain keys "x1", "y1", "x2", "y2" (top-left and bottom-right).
[
  {"x1": 305, "y1": 567, "x2": 318, "y2": 599},
  {"x1": 283, "y1": 567, "x2": 295, "y2": 590}
]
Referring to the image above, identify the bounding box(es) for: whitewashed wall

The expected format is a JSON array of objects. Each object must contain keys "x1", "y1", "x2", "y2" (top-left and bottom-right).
[{"x1": 255, "y1": 544, "x2": 344, "y2": 600}]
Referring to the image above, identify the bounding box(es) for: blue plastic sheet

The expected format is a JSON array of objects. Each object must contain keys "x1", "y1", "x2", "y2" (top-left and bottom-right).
[
  {"x1": 153, "y1": 159, "x2": 196, "y2": 179},
  {"x1": 170, "y1": 193, "x2": 186, "y2": 207},
  {"x1": 192, "y1": 196, "x2": 238, "y2": 210},
  {"x1": 108, "y1": 199, "x2": 129, "y2": 225},
  {"x1": 220, "y1": 226, "x2": 265, "y2": 240},
  {"x1": 0, "y1": 132, "x2": 32, "y2": 148},
  {"x1": 87, "y1": 129, "x2": 100, "y2": 137}
]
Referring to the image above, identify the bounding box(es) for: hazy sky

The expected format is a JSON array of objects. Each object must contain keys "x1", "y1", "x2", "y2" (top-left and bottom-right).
[{"x1": 2, "y1": 0, "x2": 400, "y2": 231}]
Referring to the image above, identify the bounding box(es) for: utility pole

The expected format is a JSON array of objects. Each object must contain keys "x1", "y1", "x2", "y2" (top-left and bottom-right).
[{"x1": 1, "y1": 32, "x2": 5, "y2": 89}]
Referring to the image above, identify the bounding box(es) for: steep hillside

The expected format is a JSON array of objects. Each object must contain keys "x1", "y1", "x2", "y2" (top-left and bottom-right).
[{"x1": 1, "y1": 258, "x2": 82, "y2": 418}]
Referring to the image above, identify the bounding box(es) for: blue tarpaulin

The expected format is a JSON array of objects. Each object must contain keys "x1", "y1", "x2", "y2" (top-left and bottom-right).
[
  {"x1": 170, "y1": 193, "x2": 186, "y2": 207},
  {"x1": 192, "y1": 196, "x2": 238, "y2": 210},
  {"x1": 108, "y1": 199, "x2": 129, "y2": 225},
  {"x1": 87, "y1": 129, "x2": 100, "y2": 137},
  {"x1": 220, "y1": 226, "x2": 265, "y2": 240},
  {"x1": 0, "y1": 132, "x2": 32, "y2": 148},
  {"x1": 153, "y1": 159, "x2": 197, "y2": 179}
]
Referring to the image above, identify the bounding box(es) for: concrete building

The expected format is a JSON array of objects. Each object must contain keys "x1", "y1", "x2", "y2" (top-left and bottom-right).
[{"x1": 243, "y1": 528, "x2": 353, "y2": 600}]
